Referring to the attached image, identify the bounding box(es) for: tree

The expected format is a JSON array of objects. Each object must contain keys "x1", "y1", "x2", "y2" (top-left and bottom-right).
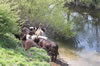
[{"x1": 15, "y1": 0, "x2": 75, "y2": 39}]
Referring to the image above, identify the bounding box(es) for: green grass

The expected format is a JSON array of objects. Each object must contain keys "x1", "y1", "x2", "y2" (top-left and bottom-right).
[
  {"x1": 0, "y1": 47, "x2": 50, "y2": 66},
  {"x1": 0, "y1": 33, "x2": 50, "y2": 66}
]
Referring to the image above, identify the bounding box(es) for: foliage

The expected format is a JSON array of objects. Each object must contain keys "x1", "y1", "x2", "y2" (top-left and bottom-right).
[
  {"x1": 0, "y1": 0, "x2": 51, "y2": 66},
  {"x1": 0, "y1": 33, "x2": 20, "y2": 48},
  {"x1": 45, "y1": 2, "x2": 75, "y2": 38},
  {"x1": 0, "y1": 0, "x2": 20, "y2": 34},
  {"x1": 65, "y1": 0, "x2": 100, "y2": 8},
  {"x1": 14, "y1": 0, "x2": 75, "y2": 39},
  {"x1": 0, "y1": 33, "x2": 50, "y2": 66}
]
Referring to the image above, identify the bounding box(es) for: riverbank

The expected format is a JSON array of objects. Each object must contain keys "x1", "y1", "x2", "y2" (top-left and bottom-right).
[
  {"x1": 58, "y1": 45, "x2": 100, "y2": 66},
  {"x1": 50, "y1": 57, "x2": 69, "y2": 66}
]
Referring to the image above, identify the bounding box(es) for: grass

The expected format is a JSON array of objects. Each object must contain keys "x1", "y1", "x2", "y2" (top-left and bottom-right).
[{"x1": 0, "y1": 33, "x2": 50, "y2": 66}]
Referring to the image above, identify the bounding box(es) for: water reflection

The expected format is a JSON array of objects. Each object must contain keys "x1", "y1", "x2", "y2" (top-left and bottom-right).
[
  {"x1": 70, "y1": 12, "x2": 100, "y2": 52},
  {"x1": 59, "y1": 11, "x2": 100, "y2": 66}
]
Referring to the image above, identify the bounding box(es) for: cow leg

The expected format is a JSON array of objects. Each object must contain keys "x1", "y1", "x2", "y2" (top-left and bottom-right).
[
  {"x1": 21, "y1": 41, "x2": 25, "y2": 49},
  {"x1": 51, "y1": 56, "x2": 54, "y2": 62},
  {"x1": 54, "y1": 55, "x2": 57, "y2": 62},
  {"x1": 51, "y1": 56, "x2": 53, "y2": 62},
  {"x1": 24, "y1": 46, "x2": 28, "y2": 51}
]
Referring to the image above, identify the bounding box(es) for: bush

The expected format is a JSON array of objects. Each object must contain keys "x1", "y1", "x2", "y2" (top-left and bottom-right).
[
  {"x1": 0, "y1": 33, "x2": 21, "y2": 48},
  {"x1": 0, "y1": 0, "x2": 20, "y2": 34}
]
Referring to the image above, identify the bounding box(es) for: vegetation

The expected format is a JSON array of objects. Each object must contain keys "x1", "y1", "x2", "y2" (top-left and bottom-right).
[
  {"x1": 14, "y1": 0, "x2": 75, "y2": 39},
  {"x1": 65, "y1": 0, "x2": 100, "y2": 8},
  {"x1": 0, "y1": 47, "x2": 50, "y2": 66},
  {"x1": 1, "y1": 0, "x2": 95, "y2": 65},
  {"x1": 0, "y1": 0, "x2": 20, "y2": 34},
  {"x1": 0, "y1": 0, "x2": 50, "y2": 66},
  {"x1": 0, "y1": 0, "x2": 77, "y2": 65},
  {"x1": 0, "y1": 34, "x2": 50, "y2": 66},
  {"x1": 1, "y1": 0, "x2": 97, "y2": 65}
]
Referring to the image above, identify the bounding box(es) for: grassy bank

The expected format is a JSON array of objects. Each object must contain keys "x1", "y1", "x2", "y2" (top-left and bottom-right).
[{"x1": 0, "y1": 34, "x2": 50, "y2": 66}]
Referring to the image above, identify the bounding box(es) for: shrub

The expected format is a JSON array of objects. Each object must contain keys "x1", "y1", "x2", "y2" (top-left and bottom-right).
[
  {"x1": 0, "y1": 33, "x2": 21, "y2": 48},
  {"x1": 0, "y1": 0, "x2": 20, "y2": 34}
]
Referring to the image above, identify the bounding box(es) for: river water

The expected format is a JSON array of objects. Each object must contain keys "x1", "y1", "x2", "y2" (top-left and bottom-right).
[{"x1": 58, "y1": 11, "x2": 100, "y2": 66}]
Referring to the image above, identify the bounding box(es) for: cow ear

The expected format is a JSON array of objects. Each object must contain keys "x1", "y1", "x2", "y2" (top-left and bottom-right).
[
  {"x1": 35, "y1": 27, "x2": 37, "y2": 30},
  {"x1": 34, "y1": 27, "x2": 37, "y2": 30}
]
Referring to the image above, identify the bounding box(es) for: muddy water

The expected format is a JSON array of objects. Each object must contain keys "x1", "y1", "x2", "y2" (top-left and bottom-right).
[{"x1": 58, "y1": 12, "x2": 100, "y2": 66}]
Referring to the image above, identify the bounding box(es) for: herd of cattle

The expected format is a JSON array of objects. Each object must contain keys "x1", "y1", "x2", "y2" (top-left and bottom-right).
[{"x1": 15, "y1": 24, "x2": 59, "y2": 62}]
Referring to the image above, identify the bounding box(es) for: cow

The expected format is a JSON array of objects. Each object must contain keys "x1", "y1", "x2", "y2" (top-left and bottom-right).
[
  {"x1": 24, "y1": 39, "x2": 39, "y2": 51},
  {"x1": 20, "y1": 32, "x2": 39, "y2": 51},
  {"x1": 35, "y1": 23, "x2": 46, "y2": 36},
  {"x1": 34, "y1": 37, "x2": 59, "y2": 62},
  {"x1": 20, "y1": 27, "x2": 30, "y2": 40},
  {"x1": 20, "y1": 27, "x2": 31, "y2": 47},
  {"x1": 29, "y1": 27, "x2": 37, "y2": 35}
]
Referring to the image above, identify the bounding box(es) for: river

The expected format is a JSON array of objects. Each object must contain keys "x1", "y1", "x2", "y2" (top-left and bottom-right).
[{"x1": 58, "y1": 11, "x2": 100, "y2": 66}]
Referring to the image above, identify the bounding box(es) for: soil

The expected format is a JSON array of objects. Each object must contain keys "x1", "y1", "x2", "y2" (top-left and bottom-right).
[{"x1": 50, "y1": 57, "x2": 69, "y2": 66}]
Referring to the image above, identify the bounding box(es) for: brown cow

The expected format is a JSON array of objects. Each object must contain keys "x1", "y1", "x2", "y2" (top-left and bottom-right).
[
  {"x1": 34, "y1": 38, "x2": 59, "y2": 62},
  {"x1": 22, "y1": 27, "x2": 30, "y2": 34},
  {"x1": 13, "y1": 27, "x2": 30, "y2": 40},
  {"x1": 20, "y1": 33, "x2": 39, "y2": 51},
  {"x1": 20, "y1": 27, "x2": 30, "y2": 40},
  {"x1": 24, "y1": 39, "x2": 39, "y2": 51},
  {"x1": 20, "y1": 27, "x2": 31, "y2": 47}
]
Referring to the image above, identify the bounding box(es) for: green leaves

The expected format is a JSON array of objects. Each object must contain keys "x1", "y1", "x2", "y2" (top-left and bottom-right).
[
  {"x1": 0, "y1": 0, "x2": 51, "y2": 66},
  {"x1": 0, "y1": 0, "x2": 19, "y2": 34},
  {"x1": 15, "y1": 0, "x2": 75, "y2": 39}
]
